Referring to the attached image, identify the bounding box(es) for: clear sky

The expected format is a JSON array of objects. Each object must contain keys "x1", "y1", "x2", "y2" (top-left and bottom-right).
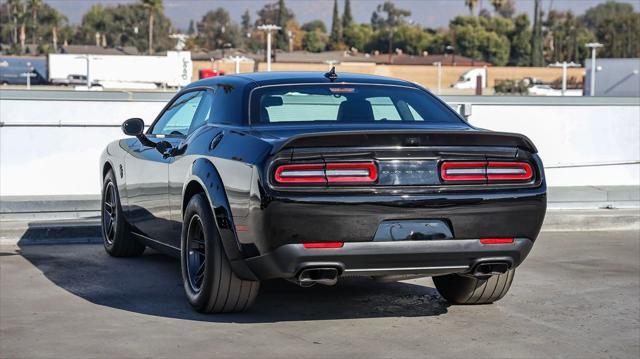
[{"x1": 47, "y1": 0, "x2": 639, "y2": 31}]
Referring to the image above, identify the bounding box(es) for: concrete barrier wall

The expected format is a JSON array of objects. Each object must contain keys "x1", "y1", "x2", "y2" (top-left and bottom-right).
[{"x1": 1, "y1": 90, "x2": 638, "y2": 196}]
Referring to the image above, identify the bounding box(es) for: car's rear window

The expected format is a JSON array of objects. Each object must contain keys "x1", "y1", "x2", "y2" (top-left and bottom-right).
[{"x1": 250, "y1": 84, "x2": 462, "y2": 126}]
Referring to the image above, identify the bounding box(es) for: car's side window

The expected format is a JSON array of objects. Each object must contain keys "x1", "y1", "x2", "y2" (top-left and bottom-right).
[
  {"x1": 187, "y1": 89, "x2": 214, "y2": 134},
  {"x1": 151, "y1": 91, "x2": 205, "y2": 136}
]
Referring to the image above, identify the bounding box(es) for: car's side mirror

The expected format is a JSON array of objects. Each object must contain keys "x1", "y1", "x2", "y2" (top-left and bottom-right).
[
  {"x1": 122, "y1": 118, "x2": 145, "y2": 136},
  {"x1": 122, "y1": 118, "x2": 157, "y2": 149}
]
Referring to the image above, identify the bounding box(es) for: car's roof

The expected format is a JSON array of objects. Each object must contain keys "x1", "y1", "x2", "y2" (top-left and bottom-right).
[{"x1": 186, "y1": 71, "x2": 419, "y2": 89}]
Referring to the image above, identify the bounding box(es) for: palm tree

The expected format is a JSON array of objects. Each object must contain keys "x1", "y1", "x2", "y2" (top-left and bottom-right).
[
  {"x1": 7, "y1": 0, "x2": 22, "y2": 46},
  {"x1": 465, "y1": 0, "x2": 478, "y2": 16},
  {"x1": 49, "y1": 10, "x2": 63, "y2": 51},
  {"x1": 141, "y1": 0, "x2": 163, "y2": 54},
  {"x1": 27, "y1": 0, "x2": 42, "y2": 47}
]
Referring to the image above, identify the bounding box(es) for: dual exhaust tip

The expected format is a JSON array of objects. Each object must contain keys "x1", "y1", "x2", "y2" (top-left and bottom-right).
[
  {"x1": 297, "y1": 267, "x2": 339, "y2": 286},
  {"x1": 472, "y1": 261, "x2": 511, "y2": 277}
]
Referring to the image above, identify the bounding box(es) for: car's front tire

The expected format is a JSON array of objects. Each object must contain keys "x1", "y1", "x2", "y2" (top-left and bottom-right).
[
  {"x1": 433, "y1": 269, "x2": 515, "y2": 304},
  {"x1": 101, "y1": 169, "x2": 145, "y2": 257},
  {"x1": 181, "y1": 193, "x2": 259, "y2": 313}
]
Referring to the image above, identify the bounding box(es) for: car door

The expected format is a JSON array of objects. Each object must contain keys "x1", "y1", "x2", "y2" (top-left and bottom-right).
[{"x1": 124, "y1": 90, "x2": 207, "y2": 245}]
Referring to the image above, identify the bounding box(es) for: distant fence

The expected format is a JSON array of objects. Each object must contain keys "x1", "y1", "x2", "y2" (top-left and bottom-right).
[{"x1": 1, "y1": 89, "x2": 638, "y2": 197}]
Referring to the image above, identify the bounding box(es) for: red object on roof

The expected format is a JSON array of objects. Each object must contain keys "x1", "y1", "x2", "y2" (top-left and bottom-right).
[{"x1": 199, "y1": 69, "x2": 225, "y2": 79}]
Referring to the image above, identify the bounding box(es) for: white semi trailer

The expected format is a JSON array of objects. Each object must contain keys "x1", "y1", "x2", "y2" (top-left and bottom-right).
[{"x1": 48, "y1": 51, "x2": 193, "y2": 90}]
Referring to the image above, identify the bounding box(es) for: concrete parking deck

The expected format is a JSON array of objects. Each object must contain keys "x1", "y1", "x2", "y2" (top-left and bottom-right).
[{"x1": 1, "y1": 230, "x2": 638, "y2": 358}]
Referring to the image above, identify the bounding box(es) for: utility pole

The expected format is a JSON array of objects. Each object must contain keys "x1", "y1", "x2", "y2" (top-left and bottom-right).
[
  {"x1": 257, "y1": 25, "x2": 281, "y2": 72},
  {"x1": 433, "y1": 62, "x2": 442, "y2": 94},
  {"x1": 585, "y1": 42, "x2": 603, "y2": 97},
  {"x1": 548, "y1": 61, "x2": 581, "y2": 96}
]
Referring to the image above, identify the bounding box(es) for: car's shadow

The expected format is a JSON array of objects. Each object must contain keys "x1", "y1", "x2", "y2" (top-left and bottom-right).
[{"x1": 14, "y1": 244, "x2": 450, "y2": 323}]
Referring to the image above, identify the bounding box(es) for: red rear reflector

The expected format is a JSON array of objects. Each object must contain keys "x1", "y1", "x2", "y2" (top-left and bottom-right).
[
  {"x1": 480, "y1": 238, "x2": 514, "y2": 244},
  {"x1": 303, "y1": 242, "x2": 344, "y2": 248},
  {"x1": 274, "y1": 162, "x2": 377, "y2": 184}
]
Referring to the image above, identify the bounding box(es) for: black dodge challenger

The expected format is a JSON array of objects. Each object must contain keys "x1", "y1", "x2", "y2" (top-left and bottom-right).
[{"x1": 99, "y1": 70, "x2": 546, "y2": 313}]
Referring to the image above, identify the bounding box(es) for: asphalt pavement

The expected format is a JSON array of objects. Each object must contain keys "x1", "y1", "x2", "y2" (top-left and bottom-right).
[{"x1": 1, "y1": 230, "x2": 639, "y2": 358}]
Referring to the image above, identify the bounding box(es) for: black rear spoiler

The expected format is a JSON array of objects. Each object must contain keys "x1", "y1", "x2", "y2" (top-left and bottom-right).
[{"x1": 275, "y1": 130, "x2": 538, "y2": 154}]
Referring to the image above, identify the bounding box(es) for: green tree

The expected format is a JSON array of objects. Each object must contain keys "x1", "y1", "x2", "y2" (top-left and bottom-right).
[
  {"x1": 371, "y1": 1, "x2": 411, "y2": 58},
  {"x1": 530, "y1": 0, "x2": 544, "y2": 66},
  {"x1": 301, "y1": 20, "x2": 327, "y2": 33},
  {"x1": 187, "y1": 20, "x2": 195, "y2": 35},
  {"x1": 141, "y1": 0, "x2": 163, "y2": 54},
  {"x1": 27, "y1": 0, "x2": 42, "y2": 45},
  {"x1": 302, "y1": 28, "x2": 328, "y2": 52},
  {"x1": 256, "y1": 0, "x2": 294, "y2": 50},
  {"x1": 276, "y1": 0, "x2": 290, "y2": 50},
  {"x1": 343, "y1": 23, "x2": 374, "y2": 52},
  {"x1": 241, "y1": 10, "x2": 252, "y2": 34},
  {"x1": 196, "y1": 8, "x2": 242, "y2": 50},
  {"x1": 595, "y1": 12, "x2": 640, "y2": 58},
  {"x1": 368, "y1": 24, "x2": 433, "y2": 55},
  {"x1": 329, "y1": 0, "x2": 342, "y2": 48},
  {"x1": 449, "y1": 15, "x2": 511, "y2": 65},
  {"x1": 544, "y1": 10, "x2": 595, "y2": 63},
  {"x1": 581, "y1": 1, "x2": 635, "y2": 30},
  {"x1": 343, "y1": 0, "x2": 354, "y2": 29},
  {"x1": 508, "y1": 13, "x2": 532, "y2": 65},
  {"x1": 580, "y1": 1, "x2": 640, "y2": 58},
  {"x1": 77, "y1": 3, "x2": 173, "y2": 52}
]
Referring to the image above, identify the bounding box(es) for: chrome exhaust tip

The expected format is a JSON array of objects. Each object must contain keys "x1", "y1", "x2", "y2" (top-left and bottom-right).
[
  {"x1": 298, "y1": 267, "x2": 339, "y2": 286},
  {"x1": 472, "y1": 262, "x2": 510, "y2": 277}
]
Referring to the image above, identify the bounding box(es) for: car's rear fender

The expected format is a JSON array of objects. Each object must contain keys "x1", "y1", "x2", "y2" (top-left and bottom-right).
[{"x1": 183, "y1": 158, "x2": 258, "y2": 280}]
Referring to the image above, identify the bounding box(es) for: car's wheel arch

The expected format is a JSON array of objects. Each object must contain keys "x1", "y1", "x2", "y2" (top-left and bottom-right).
[{"x1": 182, "y1": 158, "x2": 258, "y2": 281}]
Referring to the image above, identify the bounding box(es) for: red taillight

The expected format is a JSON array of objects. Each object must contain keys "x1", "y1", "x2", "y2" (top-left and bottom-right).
[
  {"x1": 440, "y1": 161, "x2": 486, "y2": 181},
  {"x1": 274, "y1": 162, "x2": 377, "y2": 184},
  {"x1": 303, "y1": 242, "x2": 344, "y2": 248},
  {"x1": 274, "y1": 164, "x2": 325, "y2": 183},
  {"x1": 326, "y1": 162, "x2": 377, "y2": 183},
  {"x1": 480, "y1": 238, "x2": 514, "y2": 244},
  {"x1": 440, "y1": 161, "x2": 533, "y2": 183}
]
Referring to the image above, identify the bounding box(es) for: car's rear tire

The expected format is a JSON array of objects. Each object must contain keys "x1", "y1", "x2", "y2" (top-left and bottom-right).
[
  {"x1": 433, "y1": 269, "x2": 515, "y2": 304},
  {"x1": 181, "y1": 193, "x2": 259, "y2": 313},
  {"x1": 101, "y1": 169, "x2": 145, "y2": 257}
]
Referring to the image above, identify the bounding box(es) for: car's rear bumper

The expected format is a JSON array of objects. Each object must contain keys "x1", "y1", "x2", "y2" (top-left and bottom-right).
[{"x1": 244, "y1": 237, "x2": 534, "y2": 280}]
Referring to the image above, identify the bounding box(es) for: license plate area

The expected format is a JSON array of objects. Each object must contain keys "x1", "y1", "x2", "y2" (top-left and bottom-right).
[
  {"x1": 372, "y1": 220, "x2": 453, "y2": 241},
  {"x1": 377, "y1": 160, "x2": 440, "y2": 186}
]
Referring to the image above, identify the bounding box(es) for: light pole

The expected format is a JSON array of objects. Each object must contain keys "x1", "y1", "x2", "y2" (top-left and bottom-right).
[
  {"x1": 257, "y1": 24, "x2": 281, "y2": 72},
  {"x1": 20, "y1": 62, "x2": 35, "y2": 90},
  {"x1": 229, "y1": 56, "x2": 243, "y2": 74},
  {"x1": 75, "y1": 54, "x2": 102, "y2": 89},
  {"x1": 433, "y1": 61, "x2": 442, "y2": 94},
  {"x1": 585, "y1": 42, "x2": 603, "y2": 97},
  {"x1": 548, "y1": 61, "x2": 581, "y2": 96}
]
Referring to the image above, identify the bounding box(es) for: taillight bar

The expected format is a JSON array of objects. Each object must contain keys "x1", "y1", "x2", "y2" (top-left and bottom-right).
[
  {"x1": 275, "y1": 164, "x2": 325, "y2": 183},
  {"x1": 274, "y1": 162, "x2": 378, "y2": 184},
  {"x1": 440, "y1": 161, "x2": 533, "y2": 183}
]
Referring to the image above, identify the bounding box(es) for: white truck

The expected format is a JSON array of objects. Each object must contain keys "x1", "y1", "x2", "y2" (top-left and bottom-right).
[
  {"x1": 452, "y1": 68, "x2": 487, "y2": 89},
  {"x1": 48, "y1": 51, "x2": 193, "y2": 90}
]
